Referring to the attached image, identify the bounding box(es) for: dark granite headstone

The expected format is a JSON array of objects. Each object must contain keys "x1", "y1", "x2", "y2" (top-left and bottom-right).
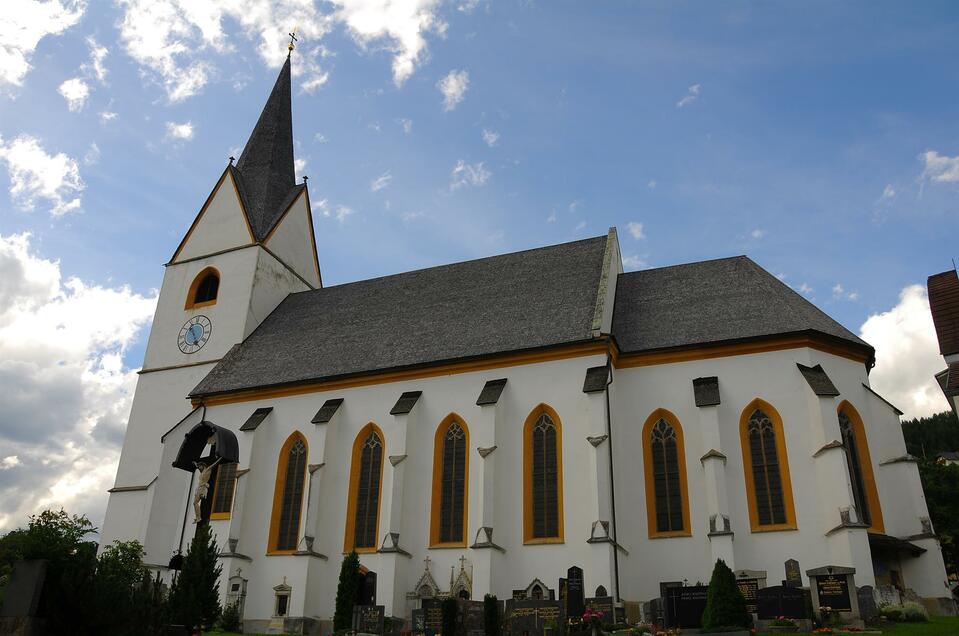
[
  {"x1": 423, "y1": 599, "x2": 444, "y2": 635},
  {"x1": 0, "y1": 560, "x2": 47, "y2": 618},
  {"x1": 857, "y1": 586, "x2": 878, "y2": 622},
  {"x1": 566, "y1": 567, "x2": 585, "y2": 619},
  {"x1": 512, "y1": 590, "x2": 528, "y2": 601},
  {"x1": 757, "y1": 586, "x2": 808, "y2": 620},
  {"x1": 784, "y1": 559, "x2": 802, "y2": 587},
  {"x1": 356, "y1": 571, "x2": 378, "y2": 606},
  {"x1": 353, "y1": 605, "x2": 385, "y2": 634},
  {"x1": 664, "y1": 585, "x2": 708, "y2": 629},
  {"x1": 815, "y1": 575, "x2": 851, "y2": 612},
  {"x1": 506, "y1": 599, "x2": 564, "y2": 636},
  {"x1": 460, "y1": 599, "x2": 485, "y2": 636},
  {"x1": 584, "y1": 596, "x2": 614, "y2": 621},
  {"x1": 412, "y1": 608, "x2": 426, "y2": 633},
  {"x1": 736, "y1": 578, "x2": 759, "y2": 614}
]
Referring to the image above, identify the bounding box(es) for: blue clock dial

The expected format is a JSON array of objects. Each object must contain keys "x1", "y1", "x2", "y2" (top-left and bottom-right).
[{"x1": 178, "y1": 315, "x2": 212, "y2": 354}]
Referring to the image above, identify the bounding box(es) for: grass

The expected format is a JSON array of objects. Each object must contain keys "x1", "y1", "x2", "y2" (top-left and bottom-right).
[{"x1": 755, "y1": 616, "x2": 959, "y2": 635}]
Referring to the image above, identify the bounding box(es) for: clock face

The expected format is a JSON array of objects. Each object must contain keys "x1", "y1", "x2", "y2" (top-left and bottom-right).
[{"x1": 178, "y1": 315, "x2": 212, "y2": 354}]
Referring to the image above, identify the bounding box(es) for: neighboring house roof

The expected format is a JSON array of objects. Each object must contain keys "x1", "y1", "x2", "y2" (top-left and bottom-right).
[
  {"x1": 232, "y1": 55, "x2": 300, "y2": 242},
  {"x1": 611, "y1": 256, "x2": 872, "y2": 359},
  {"x1": 928, "y1": 269, "x2": 959, "y2": 357},
  {"x1": 191, "y1": 235, "x2": 609, "y2": 397}
]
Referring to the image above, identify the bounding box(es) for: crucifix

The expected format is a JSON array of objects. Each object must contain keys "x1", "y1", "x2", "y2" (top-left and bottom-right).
[
  {"x1": 423, "y1": 556, "x2": 432, "y2": 572},
  {"x1": 288, "y1": 28, "x2": 298, "y2": 53},
  {"x1": 459, "y1": 555, "x2": 468, "y2": 572}
]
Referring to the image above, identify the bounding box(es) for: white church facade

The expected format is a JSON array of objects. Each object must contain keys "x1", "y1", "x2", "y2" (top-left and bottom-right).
[{"x1": 100, "y1": 56, "x2": 952, "y2": 632}]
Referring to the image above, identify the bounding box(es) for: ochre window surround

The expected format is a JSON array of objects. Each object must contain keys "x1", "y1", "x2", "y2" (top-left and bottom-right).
[
  {"x1": 642, "y1": 408, "x2": 692, "y2": 538},
  {"x1": 267, "y1": 432, "x2": 308, "y2": 554},
  {"x1": 185, "y1": 266, "x2": 220, "y2": 309},
  {"x1": 523, "y1": 404, "x2": 564, "y2": 544},
  {"x1": 210, "y1": 461, "x2": 237, "y2": 520},
  {"x1": 343, "y1": 423, "x2": 385, "y2": 554},
  {"x1": 837, "y1": 401, "x2": 884, "y2": 533},
  {"x1": 739, "y1": 398, "x2": 797, "y2": 532},
  {"x1": 430, "y1": 413, "x2": 470, "y2": 548}
]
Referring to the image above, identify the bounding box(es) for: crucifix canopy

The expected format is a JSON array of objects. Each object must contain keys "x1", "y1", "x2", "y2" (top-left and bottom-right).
[{"x1": 172, "y1": 420, "x2": 239, "y2": 472}]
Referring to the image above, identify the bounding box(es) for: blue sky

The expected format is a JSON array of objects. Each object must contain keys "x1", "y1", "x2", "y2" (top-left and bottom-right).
[{"x1": 0, "y1": 0, "x2": 957, "y2": 531}]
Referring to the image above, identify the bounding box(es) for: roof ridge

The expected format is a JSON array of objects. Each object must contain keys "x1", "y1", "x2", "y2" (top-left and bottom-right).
[
  {"x1": 297, "y1": 234, "x2": 609, "y2": 293},
  {"x1": 617, "y1": 254, "x2": 749, "y2": 277}
]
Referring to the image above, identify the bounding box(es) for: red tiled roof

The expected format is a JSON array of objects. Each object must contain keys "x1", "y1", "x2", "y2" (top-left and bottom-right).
[{"x1": 928, "y1": 270, "x2": 959, "y2": 356}]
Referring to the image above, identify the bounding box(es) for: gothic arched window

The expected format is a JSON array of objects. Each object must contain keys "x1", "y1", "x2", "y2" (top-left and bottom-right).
[
  {"x1": 268, "y1": 432, "x2": 308, "y2": 553},
  {"x1": 642, "y1": 409, "x2": 690, "y2": 537},
  {"x1": 523, "y1": 405, "x2": 564, "y2": 543},
  {"x1": 740, "y1": 400, "x2": 796, "y2": 531},
  {"x1": 186, "y1": 267, "x2": 220, "y2": 308},
  {"x1": 210, "y1": 461, "x2": 237, "y2": 520},
  {"x1": 344, "y1": 424, "x2": 385, "y2": 552},
  {"x1": 838, "y1": 402, "x2": 884, "y2": 532},
  {"x1": 430, "y1": 415, "x2": 469, "y2": 546}
]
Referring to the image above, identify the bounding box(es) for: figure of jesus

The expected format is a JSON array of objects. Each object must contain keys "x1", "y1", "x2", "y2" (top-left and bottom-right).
[{"x1": 193, "y1": 460, "x2": 217, "y2": 523}]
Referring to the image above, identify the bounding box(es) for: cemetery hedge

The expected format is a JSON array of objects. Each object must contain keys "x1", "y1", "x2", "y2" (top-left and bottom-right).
[{"x1": 334, "y1": 549, "x2": 361, "y2": 630}]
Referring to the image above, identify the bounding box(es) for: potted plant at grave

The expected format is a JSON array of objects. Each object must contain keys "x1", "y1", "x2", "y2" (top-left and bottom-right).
[
  {"x1": 545, "y1": 617, "x2": 560, "y2": 636},
  {"x1": 768, "y1": 616, "x2": 799, "y2": 633},
  {"x1": 583, "y1": 606, "x2": 605, "y2": 636}
]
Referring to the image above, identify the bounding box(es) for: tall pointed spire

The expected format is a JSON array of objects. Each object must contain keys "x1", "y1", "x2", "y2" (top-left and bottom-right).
[{"x1": 234, "y1": 55, "x2": 298, "y2": 240}]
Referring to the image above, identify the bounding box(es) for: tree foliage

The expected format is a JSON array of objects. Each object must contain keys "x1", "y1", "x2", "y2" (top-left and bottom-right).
[
  {"x1": 901, "y1": 410, "x2": 959, "y2": 459},
  {"x1": 167, "y1": 524, "x2": 222, "y2": 630},
  {"x1": 701, "y1": 559, "x2": 750, "y2": 630},
  {"x1": 916, "y1": 460, "x2": 959, "y2": 577},
  {"x1": 334, "y1": 550, "x2": 360, "y2": 630}
]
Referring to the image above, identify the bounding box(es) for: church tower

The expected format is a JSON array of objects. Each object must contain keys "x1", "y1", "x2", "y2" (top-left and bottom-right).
[{"x1": 100, "y1": 54, "x2": 320, "y2": 550}]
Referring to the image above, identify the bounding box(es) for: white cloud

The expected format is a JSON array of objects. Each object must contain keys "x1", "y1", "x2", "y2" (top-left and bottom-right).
[
  {"x1": 647, "y1": 180, "x2": 657, "y2": 189},
  {"x1": 83, "y1": 142, "x2": 100, "y2": 166},
  {"x1": 458, "y1": 0, "x2": 482, "y2": 12},
  {"x1": 860, "y1": 284, "x2": 950, "y2": 419},
  {"x1": 0, "y1": 0, "x2": 85, "y2": 91},
  {"x1": 622, "y1": 254, "x2": 647, "y2": 271},
  {"x1": 332, "y1": 0, "x2": 445, "y2": 87},
  {"x1": 880, "y1": 184, "x2": 896, "y2": 201},
  {"x1": 676, "y1": 83, "x2": 701, "y2": 108},
  {"x1": 573, "y1": 220, "x2": 587, "y2": 233},
  {"x1": 450, "y1": 159, "x2": 489, "y2": 189},
  {"x1": 165, "y1": 121, "x2": 194, "y2": 140},
  {"x1": 848, "y1": 291, "x2": 860, "y2": 301},
  {"x1": 314, "y1": 132, "x2": 328, "y2": 143},
  {"x1": 58, "y1": 78, "x2": 90, "y2": 111},
  {"x1": 546, "y1": 210, "x2": 556, "y2": 223},
  {"x1": 370, "y1": 170, "x2": 392, "y2": 192},
  {"x1": 750, "y1": 228, "x2": 765, "y2": 239},
  {"x1": 0, "y1": 233, "x2": 157, "y2": 531},
  {"x1": 626, "y1": 221, "x2": 645, "y2": 240},
  {"x1": 82, "y1": 36, "x2": 108, "y2": 83},
  {"x1": 0, "y1": 135, "x2": 83, "y2": 216},
  {"x1": 401, "y1": 210, "x2": 424, "y2": 222},
  {"x1": 398, "y1": 118, "x2": 413, "y2": 134},
  {"x1": 482, "y1": 128, "x2": 499, "y2": 147},
  {"x1": 797, "y1": 282, "x2": 813, "y2": 296},
  {"x1": 99, "y1": 111, "x2": 118, "y2": 122},
  {"x1": 294, "y1": 157, "x2": 307, "y2": 179},
  {"x1": 832, "y1": 283, "x2": 845, "y2": 298},
  {"x1": 437, "y1": 69, "x2": 469, "y2": 111},
  {"x1": 832, "y1": 282, "x2": 860, "y2": 302},
  {"x1": 921, "y1": 150, "x2": 959, "y2": 184},
  {"x1": 333, "y1": 204, "x2": 354, "y2": 223}
]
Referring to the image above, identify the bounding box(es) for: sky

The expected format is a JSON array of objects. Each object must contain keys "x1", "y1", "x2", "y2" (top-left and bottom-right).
[{"x1": 0, "y1": 0, "x2": 958, "y2": 534}]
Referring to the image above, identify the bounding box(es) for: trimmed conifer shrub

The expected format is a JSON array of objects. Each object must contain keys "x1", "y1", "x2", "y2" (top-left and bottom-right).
[
  {"x1": 701, "y1": 558, "x2": 750, "y2": 630},
  {"x1": 483, "y1": 594, "x2": 500, "y2": 636},
  {"x1": 334, "y1": 550, "x2": 361, "y2": 630},
  {"x1": 167, "y1": 525, "x2": 222, "y2": 630},
  {"x1": 442, "y1": 597, "x2": 458, "y2": 636}
]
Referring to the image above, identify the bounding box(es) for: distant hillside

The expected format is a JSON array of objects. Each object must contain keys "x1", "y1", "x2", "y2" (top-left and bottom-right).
[{"x1": 901, "y1": 410, "x2": 959, "y2": 459}]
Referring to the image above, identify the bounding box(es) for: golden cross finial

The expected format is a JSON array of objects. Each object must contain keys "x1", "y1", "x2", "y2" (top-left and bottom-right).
[{"x1": 288, "y1": 27, "x2": 298, "y2": 54}]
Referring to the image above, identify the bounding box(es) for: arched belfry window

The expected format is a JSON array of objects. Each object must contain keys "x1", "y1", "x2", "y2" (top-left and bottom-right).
[
  {"x1": 739, "y1": 399, "x2": 796, "y2": 532},
  {"x1": 430, "y1": 415, "x2": 469, "y2": 546},
  {"x1": 185, "y1": 267, "x2": 220, "y2": 309},
  {"x1": 837, "y1": 402, "x2": 884, "y2": 532},
  {"x1": 268, "y1": 432, "x2": 308, "y2": 553},
  {"x1": 344, "y1": 424, "x2": 385, "y2": 553},
  {"x1": 642, "y1": 409, "x2": 691, "y2": 537},
  {"x1": 523, "y1": 405, "x2": 564, "y2": 543}
]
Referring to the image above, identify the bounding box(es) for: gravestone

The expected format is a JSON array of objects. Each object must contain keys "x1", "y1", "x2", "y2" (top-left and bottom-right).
[
  {"x1": 353, "y1": 604, "x2": 386, "y2": 634},
  {"x1": 815, "y1": 575, "x2": 852, "y2": 612},
  {"x1": 460, "y1": 599, "x2": 485, "y2": 636},
  {"x1": 566, "y1": 567, "x2": 585, "y2": 619},
  {"x1": 584, "y1": 596, "x2": 613, "y2": 620},
  {"x1": 506, "y1": 599, "x2": 564, "y2": 636},
  {"x1": 558, "y1": 579, "x2": 567, "y2": 613},
  {"x1": 736, "y1": 578, "x2": 759, "y2": 614},
  {"x1": 512, "y1": 590, "x2": 528, "y2": 601},
  {"x1": 0, "y1": 560, "x2": 47, "y2": 618},
  {"x1": 757, "y1": 586, "x2": 808, "y2": 620},
  {"x1": 664, "y1": 586, "x2": 708, "y2": 629},
  {"x1": 857, "y1": 586, "x2": 878, "y2": 622},
  {"x1": 412, "y1": 608, "x2": 427, "y2": 636},
  {"x1": 422, "y1": 598, "x2": 444, "y2": 635},
  {"x1": 784, "y1": 559, "x2": 802, "y2": 587}
]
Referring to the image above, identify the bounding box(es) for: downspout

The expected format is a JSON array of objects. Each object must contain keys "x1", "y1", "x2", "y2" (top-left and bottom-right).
[{"x1": 604, "y1": 343, "x2": 621, "y2": 603}]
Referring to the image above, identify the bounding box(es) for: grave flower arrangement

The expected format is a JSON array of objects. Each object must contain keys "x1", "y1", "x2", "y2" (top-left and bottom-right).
[
  {"x1": 771, "y1": 616, "x2": 797, "y2": 627},
  {"x1": 583, "y1": 607, "x2": 605, "y2": 636}
]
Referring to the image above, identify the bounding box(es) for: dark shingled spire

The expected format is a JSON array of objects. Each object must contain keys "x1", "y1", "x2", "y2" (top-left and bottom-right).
[{"x1": 234, "y1": 55, "x2": 298, "y2": 241}]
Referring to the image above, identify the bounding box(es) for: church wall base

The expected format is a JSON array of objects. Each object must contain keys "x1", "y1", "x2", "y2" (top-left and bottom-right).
[
  {"x1": 243, "y1": 616, "x2": 327, "y2": 635},
  {"x1": 921, "y1": 597, "x2": 958, "y2": 617}
]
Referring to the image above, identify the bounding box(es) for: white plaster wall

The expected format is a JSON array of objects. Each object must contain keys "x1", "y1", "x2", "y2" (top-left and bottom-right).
[
  {"x1": 247, "y1": 249, "x2": 310, "y2": 339},
  {"x1": 264, "y1": 192, "x2": 320, "y2": 288},
  {"x1": 173, "y1": 174, "x2": 253, "y2": 263}
]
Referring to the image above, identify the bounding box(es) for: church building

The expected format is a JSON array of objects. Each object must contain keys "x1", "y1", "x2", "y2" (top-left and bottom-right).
[{"x1": 100, "y1": 54, "x2": 952, "y2": 632}]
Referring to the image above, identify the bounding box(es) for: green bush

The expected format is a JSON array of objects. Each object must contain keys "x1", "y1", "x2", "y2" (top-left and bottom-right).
[
  {"x1": 167, "y1": 525, "x2": 222, "y2": 630},
  {"x1": 484, "y1": 594, "x2": 500, "y2": 636},
  {"x1": 902, "y1": 601, "x2": 929, "y2": 622},
  {"x1": 700, "y1": 559, "x2": 750, "y2": 631},
  {"x1": 219, "y1": 600, "x2": 242, "y2": 631},
  {"x1": 333, "y1": 550, "x2": 360, "y2": 631}
]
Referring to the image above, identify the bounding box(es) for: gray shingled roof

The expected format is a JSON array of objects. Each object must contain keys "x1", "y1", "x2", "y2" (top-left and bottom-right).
[
  {"x1": 233, "y1": 55, "x2": 299, "y2": 241},
  {"x1": 191, "y1": 236, "x2": 608, "y2": 397},
  {"x1": 611, "y1": 256, "x2": 872, "y2": 357}
]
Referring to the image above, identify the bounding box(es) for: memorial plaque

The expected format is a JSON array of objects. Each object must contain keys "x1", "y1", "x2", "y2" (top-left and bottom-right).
[
  {"x1": 757, "y1": 586, "x2": 808, "y2": 620},
  {"x1": 506, "y1": 599, "x2": 564, "y2": 636},
  {"x1": 460, "y1": 600, "x2": 485, "y2": 636},
  {"x1": 736, "y1": 578, "x2": 759, "y2": 614},
  {"x1": 784, "y1": 559, "x2": 802, "y2": 587},
  {"x1": 512, "y1": 590, "x2": 528, "y2": 601},
  {"x1": 423, "y1": 598, "x2": 444, "y2": 635},
  {"x1": 567, "y1": 567, "x2": 585, "y2": 619},
  {"x1": 857, "y1": 586, "x2": 878, "y2": 622},
  {"x1": 815, "y1": 575, "x2": 851, "y2": 612},
  {"x1": 353, "y1": 605, "x2": 386, "y2": 634},
  {"x1": 584, "y1": 596, "x2": 613, "y2": 620},
  {"x1": 412, "y1": 609, "x2": 426, "y2": 633},
  {"x1": 664, "y1": 586, "x2": 708, "y2": 629}
]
